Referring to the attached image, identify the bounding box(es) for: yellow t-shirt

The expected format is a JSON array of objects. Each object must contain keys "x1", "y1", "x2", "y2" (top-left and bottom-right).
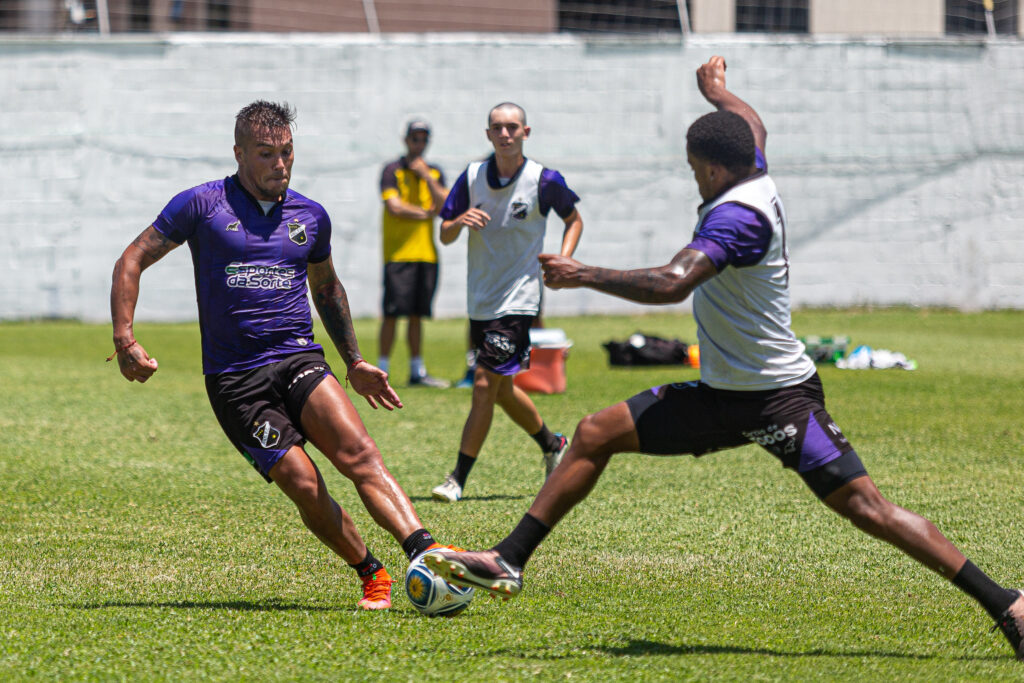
[{"x1": 380, "y1": 158, "x2": 444, "y2": 263}]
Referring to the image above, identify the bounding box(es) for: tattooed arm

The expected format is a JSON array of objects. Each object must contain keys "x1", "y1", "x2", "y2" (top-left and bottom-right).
[
  {"x1": 538, "y1": 248, "x2": 718, "y2": 305},
  {"x1": 110, "y1": 226, "x2": 179, "y2": 382},
  {"x1": 308, "y1": 257, "x2": 402, "y2": 410}
]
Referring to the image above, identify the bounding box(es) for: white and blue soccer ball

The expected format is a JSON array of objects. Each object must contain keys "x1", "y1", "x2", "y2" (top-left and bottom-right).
[{"x1": 405, "y1": 554, "x2": 474, "y2": 617}]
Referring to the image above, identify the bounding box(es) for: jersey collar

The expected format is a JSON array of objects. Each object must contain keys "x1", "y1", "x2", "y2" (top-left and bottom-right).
[
  {"x1": 484, "y1": 154, "x2": 528, "y2": 190},
  {"x1": 230, "y1": 174, "x2": 287, "y2": 216}
]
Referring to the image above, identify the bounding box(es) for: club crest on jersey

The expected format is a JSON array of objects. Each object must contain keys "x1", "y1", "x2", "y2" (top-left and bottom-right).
[
  {"x1": 225, "y1": 221, "x2": 240, "y2": 232},
  {"x1": 252, "y1": 420, "x2": 281, "y2": 449},
  {"x1": 510, "y1": 201, "x2": 529, "y2": 220},
  {"x1": 288, "y1": 221, "x2": 307, "y2": 246}
]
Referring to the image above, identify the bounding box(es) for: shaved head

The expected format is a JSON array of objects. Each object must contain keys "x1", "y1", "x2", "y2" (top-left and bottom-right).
[{"x1": 488, "y1": 102, "x2": 527, "y2": 127}]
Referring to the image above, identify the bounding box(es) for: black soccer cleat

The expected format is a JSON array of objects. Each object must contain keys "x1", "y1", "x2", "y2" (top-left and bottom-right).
[
  {"x1": 993, "y1": 590, "x2": 1024, "y2": 660},
  {"x1": 422, "y1": 549, "x2": 523, "y2": 599}
]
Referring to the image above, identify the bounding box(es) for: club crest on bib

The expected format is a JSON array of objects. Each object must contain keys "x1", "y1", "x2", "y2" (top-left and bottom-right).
[
  {"x1": 252, "y1": 420, "x2": 281, "y2": 449},
  {"x1": 510, "y1": 201, "x2": 529, "y2": 220},
  {"x1": 287, "y1": 221, "x2": 307, "y2": 246}
]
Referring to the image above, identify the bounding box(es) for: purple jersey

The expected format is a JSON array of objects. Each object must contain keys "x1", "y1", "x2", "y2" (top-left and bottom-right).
[{"x1": 153, "y1": 175, "x2": 332, "y2": 375}]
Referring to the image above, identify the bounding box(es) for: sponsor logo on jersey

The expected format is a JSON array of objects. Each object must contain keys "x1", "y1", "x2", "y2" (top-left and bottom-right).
[
  {"x1": 225, "y1": 262, "x2": 295, "y2": 290},
  {"x1": 510, "y1": 201, "x2": 529, "y2": 220},
  {"x1": 252, "y1": 420, "x2": 281, "y2": 449},
  {"x1": 225, "y1": 221, "x2": 240, "y2": 232},
  {"x1": 288, "y1": 221, "x2": 307, "y2": 246}
]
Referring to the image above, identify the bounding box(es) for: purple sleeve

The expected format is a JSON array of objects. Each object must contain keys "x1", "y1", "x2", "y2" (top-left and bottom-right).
[
  {"x1": 309, "y1": 204, "x2": 332, "y2": 264},
  {"x1": 685, "y1": 203, "x2": 772, "y2": 271},
  {"x1": 152, "y1": 188, "x2": 202, "y2": 244},
  {"x1": 538, "y1": 169, "x2": 580, "y2": 219},
  {"x1": 439, "y1": 170, "x2": 469, "y2": 220}
]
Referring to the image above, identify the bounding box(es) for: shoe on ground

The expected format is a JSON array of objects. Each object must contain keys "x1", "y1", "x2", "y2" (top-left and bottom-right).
[
  {"x1": 409, "y1": 373, "x2": 450, "y2": 389},
  {"x1": 543, "y1": 433, "x2": 568, "y2": 479},
  {"x1": 993, "y1": 589, "x2": 1024, "y2": 660},
  {"x1": 422, "y1": 548, "x2": 523, "y2": 599},
  {"x1": 357, "y1": 568, "x2": 393, "y2": 610},
  {"x1": 431, "y1": 473, "x2": 462, "y2": 503},
  {"x1": 455, "y1": 368, "x2": 475, "y2": 389}
]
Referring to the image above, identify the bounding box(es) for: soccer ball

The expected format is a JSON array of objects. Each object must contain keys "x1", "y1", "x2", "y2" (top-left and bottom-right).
[{"x1": 405, "y1": 554, "x2": 474, "y2": 617}]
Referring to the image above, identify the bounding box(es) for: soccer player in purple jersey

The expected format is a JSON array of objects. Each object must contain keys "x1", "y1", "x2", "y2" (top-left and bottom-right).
[
  {"x1": 110, "y1": 101, "x2": 454, "y2": 610},
  {"x1": 424, "y1": 59, "x2": 1023, "y2": 659}
]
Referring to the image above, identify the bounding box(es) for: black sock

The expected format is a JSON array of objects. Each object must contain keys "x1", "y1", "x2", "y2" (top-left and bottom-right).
[
  {"x1": 493, "y1": 513, "x2": 551, "y2": 569},
  {"x1": 453, "y1": 451, "x2": 476, "y2": 488},
  {"x1": 401, "y1": 528, "x2": 436, "y2": 561},
  {"x1": 348, "y1": 549, "x2": 385, "y2": 579},
  {"x1": 530, "y1": 423, "x2": 560, "y2": 453},
  {"x1": 952, "y1": 559, "x2": 1019, "y2": 620}
]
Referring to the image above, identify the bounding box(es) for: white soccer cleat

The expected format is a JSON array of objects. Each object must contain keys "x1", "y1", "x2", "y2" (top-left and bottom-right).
[{"x1": 431, "y1": 473, "x2": 463, "y2": 503}]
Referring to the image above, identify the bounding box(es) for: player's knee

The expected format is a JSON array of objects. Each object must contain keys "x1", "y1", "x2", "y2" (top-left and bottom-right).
[
  {"x1": 330, "y1": 435, "x2": 381, "y2": 473},
  {"x1": 572, "y1": 413, "x2": 615, "y2": 459},
  {"x1": 840, "y1": 488, "x2": 893, "y2": 533}
]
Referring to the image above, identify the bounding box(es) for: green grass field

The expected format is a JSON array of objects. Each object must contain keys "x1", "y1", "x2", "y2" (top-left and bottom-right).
[{"x1": 2, "y1": 309, "x2": 1023, "y2": 681}]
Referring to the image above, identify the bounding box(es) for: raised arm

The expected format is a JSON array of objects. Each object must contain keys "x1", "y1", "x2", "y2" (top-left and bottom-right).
[
  {"x1": 538, "y1": 247, "x2": 717, "y2": 305},
  {"x1": 696, "y1": 55, "x2": 767, "y2": 153},
  {"x1": 110, "y1": 226, "x2": 179, "y2": 382},
  {"x1": 307, "y1": 256, "x2": 401, "y2": 410}
]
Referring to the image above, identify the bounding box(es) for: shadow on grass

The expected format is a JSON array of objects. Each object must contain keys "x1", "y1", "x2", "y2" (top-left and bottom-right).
[
  {"x1": 407, "y1": 494, "x2": 530, "y2": 503},
  {"x1": 592, "y1": 638, "x2": 1004, "y2": 662},
  {"x1": 75, "y1": 598, "x2": 342, "y2": 612}
]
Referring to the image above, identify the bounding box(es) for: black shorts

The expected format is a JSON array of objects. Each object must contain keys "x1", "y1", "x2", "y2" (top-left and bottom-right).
[
  {"x1": 382, "y1": 261, "x2": 438, "y2": 317},
  {"x1": 625, "y1": 374, "x2": 867, "y2": 499},
  {"x1": 205, "y1": 351, "x2": 334, "y2": 482},
  {"x1": 470, "y1": 315, "x2": 534, "y2": 376}
]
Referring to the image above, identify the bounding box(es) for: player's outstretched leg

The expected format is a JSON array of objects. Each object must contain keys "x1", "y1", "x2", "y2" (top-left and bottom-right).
[{"x1": 824, "y1": 474, "x2": 1023, "y2": 658}]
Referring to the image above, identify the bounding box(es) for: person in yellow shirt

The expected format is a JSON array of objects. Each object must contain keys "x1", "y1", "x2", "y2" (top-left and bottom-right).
[{"x1": 378, "y1": 120, "x2": 450, "y2": 387}]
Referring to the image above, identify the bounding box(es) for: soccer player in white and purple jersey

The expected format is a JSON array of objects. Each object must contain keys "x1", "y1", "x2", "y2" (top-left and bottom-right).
[
  {"x1": 427, "y1": 102, "x2": 584, "y2": 503},
  {"x1": 424, "y1": 59, "x2": 1023, "y2": 659},
  {"x1": 110, "y1": 101, "x2": 455, "y2": 610}
]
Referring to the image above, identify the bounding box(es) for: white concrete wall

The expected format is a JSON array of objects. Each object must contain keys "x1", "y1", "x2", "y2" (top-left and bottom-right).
[{"x1": 2, "y1": 33, "x2": 1023, "y2": 323}]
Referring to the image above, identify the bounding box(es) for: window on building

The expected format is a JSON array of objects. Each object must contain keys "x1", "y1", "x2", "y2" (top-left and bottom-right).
[
  {"x1": 945, "y1": 0, "x2": 1018, "y2": 34},
  {"x1": 559, "y1": 0, "x2": 692, "y2": 33},
  {"x1": 735, "y1": 0, "x2": 809, "y2": 33},
  {"x1": 207, "y1": 0, "x2": 230, "y2": 29},
  {"x1": 129, "y1": 0, "x2": 151, "y2": 31}
]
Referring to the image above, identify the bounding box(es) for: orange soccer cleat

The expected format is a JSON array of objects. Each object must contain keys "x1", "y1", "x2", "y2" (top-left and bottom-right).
[{"x1": 357, "y1": 568, "x2": 394, "y2": 610}]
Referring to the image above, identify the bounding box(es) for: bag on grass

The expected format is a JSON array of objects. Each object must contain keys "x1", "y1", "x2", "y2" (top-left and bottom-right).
[{"x1": 603, "y1": 333, "x2": 690, "y2": 366}]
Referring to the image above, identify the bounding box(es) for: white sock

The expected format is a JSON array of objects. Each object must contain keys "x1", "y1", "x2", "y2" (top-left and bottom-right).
[
  {"x1": 411, "y1": 356, "x2": 425, "y2": 378},
  {"x1": 378, "y1": 356, "x2": 390, "y2": 374}
]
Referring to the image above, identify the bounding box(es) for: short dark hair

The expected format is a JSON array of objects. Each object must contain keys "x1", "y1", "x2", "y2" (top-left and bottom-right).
[
  {"x1": 686, "y1": 110, "x2": 755, "y2": 175},
  {"x1": 488, "y1": 102, "x2": 527, "y2": 127},
  {"x1": 234, "y1": 100, "x2": 296, "y2": 146}
]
